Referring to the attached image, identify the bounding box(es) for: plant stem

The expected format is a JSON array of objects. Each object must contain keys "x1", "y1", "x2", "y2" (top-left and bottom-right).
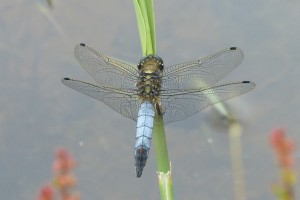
[
  {"x1": 133, "y1": 0, "x2": 174, "y2": 199},
  {"x1": 153, "y1": 115, "x2": 170, "y2": 172}
]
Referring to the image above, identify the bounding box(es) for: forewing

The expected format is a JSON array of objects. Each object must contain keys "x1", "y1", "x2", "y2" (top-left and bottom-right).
[
  {"x1": 162, "y1": 47, "x2": 244, "y2": 90},
  {"x1": 62, "y1": 78, "x2": 140, "y2": 121},
  {"x1": 160, "y1": 81, "x2": 255, "y2": 124},
  {"x1": 74, "y1": 43, "x2": 139, "y2": 89}
]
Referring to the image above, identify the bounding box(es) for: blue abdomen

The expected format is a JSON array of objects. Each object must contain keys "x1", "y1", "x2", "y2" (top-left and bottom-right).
[{"x1": 135, "y1": 101, "x2": 155, "y2": 177}]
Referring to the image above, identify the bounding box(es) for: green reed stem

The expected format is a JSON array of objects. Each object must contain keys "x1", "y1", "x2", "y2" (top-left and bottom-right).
[
  {"x1": 133, "y1": 0, "x2": 156, "y2": 55},
  {"x1": 133, "y1": 1, "x2": 174, "y2": 199}
]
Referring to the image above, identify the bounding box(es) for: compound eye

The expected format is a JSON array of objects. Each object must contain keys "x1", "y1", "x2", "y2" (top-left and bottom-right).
[
  {"x1": 159, "y1": 63, "x2": 164, "y2": 70},
  {"x1": 137, "y1": 63, "x2": 142, "y2": 70}
]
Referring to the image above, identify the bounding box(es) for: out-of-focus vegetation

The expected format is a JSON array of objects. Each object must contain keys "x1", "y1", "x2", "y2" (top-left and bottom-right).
[
  {"x1": 37, "y1": 148, "x2": 79, "y2": 200},
  {"x1": 46, "y1": 0, "x2": 53, "y2": 9},
  {"x1": 270, "y1": 129, "x2": 296, "y2": 200}
]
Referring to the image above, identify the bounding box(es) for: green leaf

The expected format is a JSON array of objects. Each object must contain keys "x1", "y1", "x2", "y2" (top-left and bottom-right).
[{"x1": 133, "y1": 0, "x2": 156, "y2": 55}]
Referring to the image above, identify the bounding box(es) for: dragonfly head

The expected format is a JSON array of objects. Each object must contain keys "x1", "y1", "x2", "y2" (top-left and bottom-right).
[{"x1": 137, "y1": 55, "x2": 164, "y2": 73}]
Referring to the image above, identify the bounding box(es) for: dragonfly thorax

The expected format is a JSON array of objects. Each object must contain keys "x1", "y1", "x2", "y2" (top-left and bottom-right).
[{"x1": 136, "y1": 55, "x2": 163, "y2": 100}]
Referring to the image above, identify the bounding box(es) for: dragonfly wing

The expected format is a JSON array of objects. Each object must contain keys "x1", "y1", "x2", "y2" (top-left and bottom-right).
[
  {"x1": 74, "y1": 43, "x2": 139, "y2": 89},
  {"x1": 160, "y1": 81, "x2": 255, "y2": 124},
  {"x1": 162, "y1": 47, "x2": 244, "y2": 90},
  {"x1": 62, "y1": 78, "x2": 140, "y2": 121}
]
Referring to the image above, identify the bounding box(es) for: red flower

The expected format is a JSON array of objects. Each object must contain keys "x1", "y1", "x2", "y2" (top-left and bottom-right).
[
  {"x1": 270, "y1": 128, "x2": 296, "y2": 200},
  {"x1": 53, "y1": 148, "x2": 76, "y2": 173},
  {"x1": 37, "y1": 185, "x2": 54, "y2": 200},
  {"x1": 270, "y1": 128, "x2": 295, "y2": 168},
  {"x1": 37, "y1": 148, "x2": 79, "y2": 200}
]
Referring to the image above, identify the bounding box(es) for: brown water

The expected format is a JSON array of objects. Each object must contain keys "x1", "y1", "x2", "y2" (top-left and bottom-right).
[{"x1": 0, "y1": 0, "x2": 299, "y2": 199}]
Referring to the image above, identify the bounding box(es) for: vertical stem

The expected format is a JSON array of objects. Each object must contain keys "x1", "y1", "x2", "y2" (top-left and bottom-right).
[
  {"x1": 229, "y1": 121, "x2": 246, "y2": 200},
  {"x1": 154, "y1": 115, "x2": 174, "y2": 200},
  {"x1": 133, "y1": 0, "x2": 174, "y2": 199},
  {"x1": 133, "y1": 0, "x2": 156, "y2": 55},
  {"x1": 153, "y1": 115, "x2": 170, "y2": 172}
]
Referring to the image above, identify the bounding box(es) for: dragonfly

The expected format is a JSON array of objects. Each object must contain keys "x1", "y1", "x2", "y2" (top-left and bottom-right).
[{"x1": 62, "y1": 43, "x2": 255, "y2": 177}]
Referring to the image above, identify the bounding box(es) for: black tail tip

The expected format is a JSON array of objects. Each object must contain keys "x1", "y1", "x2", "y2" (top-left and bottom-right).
[{"x1": 136, "y1": 170, "x2": 143, "y2": 178}]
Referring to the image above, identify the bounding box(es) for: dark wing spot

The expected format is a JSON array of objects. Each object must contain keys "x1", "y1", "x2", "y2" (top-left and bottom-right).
[
  {"x1": 63, "y1": 78, "x2": 71, "y2": 80},
  {"x1": 230, "y1": 47, "x2": 237, "y2": 50},
  {"x1": 80, "y1": 43, "x2": 86, "y2": 46},
  {"x1": 242, "y1": 81, "x2": 251, "y2": 83}
]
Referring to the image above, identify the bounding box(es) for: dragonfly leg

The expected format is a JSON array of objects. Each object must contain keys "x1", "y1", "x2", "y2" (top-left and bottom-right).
[{"x1": 155, "y1": 101, "x2": 164, "y2": 116}]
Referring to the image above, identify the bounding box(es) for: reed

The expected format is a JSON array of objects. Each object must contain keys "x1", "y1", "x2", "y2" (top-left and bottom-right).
[{"x1": 133, "y1": 1, "x2": 174, "y2": 199}]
